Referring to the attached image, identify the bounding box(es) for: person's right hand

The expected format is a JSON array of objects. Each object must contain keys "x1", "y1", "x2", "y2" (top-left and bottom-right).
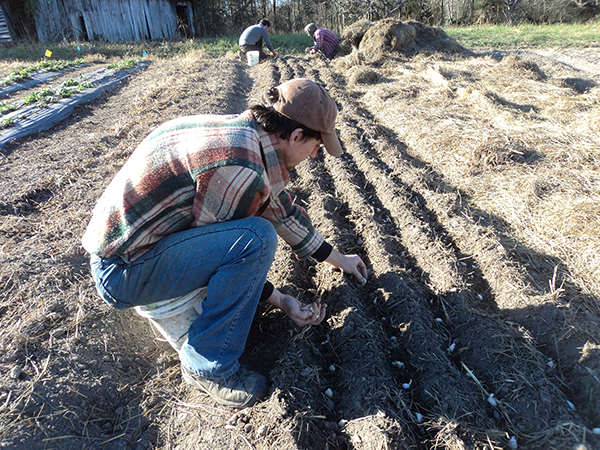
[{"x1": 266, "y1": 288, "x2": 327, "y2": 327}]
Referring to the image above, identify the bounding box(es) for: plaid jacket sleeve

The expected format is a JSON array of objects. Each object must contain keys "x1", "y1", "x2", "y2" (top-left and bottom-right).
[
  {"x1": 82, "y1": 112, "x2": 325, "y2": 261},
  {"x1": 255, "y1": 127, "x2": 324, "y2": 259}
]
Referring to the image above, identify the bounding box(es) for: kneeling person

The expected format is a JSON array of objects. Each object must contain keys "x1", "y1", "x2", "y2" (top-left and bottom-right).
[
  {"x1": 239, "y1": 18, "x2": 277, "y2": 62},
  {"x1": 304, "y1": 23, "x2": 339, "y2": 60},
  {"x1": 82, "y1": 78, "x2": 367, "y2": 408}
]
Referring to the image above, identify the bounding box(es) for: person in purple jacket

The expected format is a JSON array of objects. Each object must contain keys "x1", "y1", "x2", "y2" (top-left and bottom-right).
[
  {"x1": 83, "y1": 78, "x2": 367, "y2": 409},
  {"x1": 239, "y1": 18, "x2": 277, "y2": 62}
]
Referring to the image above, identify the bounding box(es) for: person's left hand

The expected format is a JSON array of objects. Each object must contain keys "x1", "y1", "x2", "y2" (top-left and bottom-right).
[{"x1": 325, "y1": 248, "x2": 368, "y2": 285}]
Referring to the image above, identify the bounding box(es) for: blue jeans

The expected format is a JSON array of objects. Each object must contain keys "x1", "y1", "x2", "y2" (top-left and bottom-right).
[{"x1": 90, "y1": 217, "x2": 278, "y2": 379}]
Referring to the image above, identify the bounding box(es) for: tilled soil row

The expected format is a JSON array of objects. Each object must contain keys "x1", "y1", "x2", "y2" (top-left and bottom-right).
[
  {"x1": 272, "y1": 55, "x2": 595, "y2": 448},
  {"x1": 251, "y1": 56, "x2": 500, "y2": 447},
  {"x1": 240, "y1": 56, "x2": 421, "y2": 449},
  {"x1": 318, "y1": 54, "x2": 600, "y2": 437}
]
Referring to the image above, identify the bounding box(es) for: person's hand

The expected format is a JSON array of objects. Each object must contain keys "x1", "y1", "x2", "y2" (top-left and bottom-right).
[
  {"x1": 325, "y1": 248, "x2": 368, "y2": 285},
  {"x1": 271, "y1": 50, "x2": 277, "y2": 57},
  {"x1": 266, "y1": 288, "x2": 327, "y2": 327},
  {"x1": 305, "y1": 47, "x2": 311, "y2": 53}
]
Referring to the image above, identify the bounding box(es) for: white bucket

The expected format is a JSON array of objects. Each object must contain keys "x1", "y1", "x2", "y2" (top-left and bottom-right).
[
  {"x1": 247, "y1": 50, "x2": 259, "y2": 66},
  {"x1": 134, "y1": 286, "x2": 207, "y2": 351}
]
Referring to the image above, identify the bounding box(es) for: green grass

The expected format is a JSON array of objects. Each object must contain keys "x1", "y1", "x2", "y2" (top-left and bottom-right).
[
  {"x1": 0, "y1": 42, "x2": 146, "y2": 62},
  {"x1": 150, "y1": 33, "x2": 312, "y2": 57},
  {"x1": 192, "y1": 37, "x2": 238, "y2": 57},
  {"x1": 445, "y1": 21, "x2": 600, "y2": 49},
  {"x1": 0, "y1": 32, "x2": 314, "y2": 65},
  {"x1": 271, "y1": 34, "x2": 313, "y2": 54}
]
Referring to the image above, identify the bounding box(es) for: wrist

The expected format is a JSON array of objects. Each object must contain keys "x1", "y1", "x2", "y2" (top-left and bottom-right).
[
  {"x1": 325, "y1": 248, "x2": 343, "y2": 269},
  {"x1": 266, "y1": 288, "x2": 283, "y2": 309}
]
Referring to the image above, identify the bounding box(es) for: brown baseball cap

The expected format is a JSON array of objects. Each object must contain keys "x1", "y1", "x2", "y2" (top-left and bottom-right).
[{"x1": 273, "y1": 78, "x2": 343, "y2": 157}]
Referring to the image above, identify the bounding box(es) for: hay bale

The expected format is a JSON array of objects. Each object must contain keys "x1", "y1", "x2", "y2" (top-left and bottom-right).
[
  {"x1": 336, "y1": 19, "x2": 467, "y2": 68},
  {"x1": 359, "y1": 19, "x2": 416, "y2": 64},
  {"x1": 341, "y1": 19, "x2": 373, "y2": 48},
  {"x1": 337, "y1": 19, "x2": 374, "y2": 56},
  {"x1": 407, "y1": 21, "x2": 466, "y2": 55}
]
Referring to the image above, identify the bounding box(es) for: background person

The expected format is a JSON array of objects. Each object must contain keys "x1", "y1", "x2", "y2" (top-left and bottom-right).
[
  {"x1": 82, "y1": 78, "x2": 368, "y2": 409},
  {"x1": 239, "y1": 18, "x2": 277, "y2": 62},
  {"x1": 304, "y1": 23, "x2": 339, "y2": 60}
]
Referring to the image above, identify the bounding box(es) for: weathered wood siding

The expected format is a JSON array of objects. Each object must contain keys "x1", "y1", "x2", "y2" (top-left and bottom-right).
[
  {"x1": 0, "y1": 6, "x2": 12, "y2": 42},
  {"x1": 34, "y1": 0, "x2": 180, "y2": 42}
]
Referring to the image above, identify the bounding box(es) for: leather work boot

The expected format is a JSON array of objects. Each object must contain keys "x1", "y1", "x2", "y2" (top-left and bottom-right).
[{"x1": 181, "y1": 364, "x2": 269, "y2": 408}]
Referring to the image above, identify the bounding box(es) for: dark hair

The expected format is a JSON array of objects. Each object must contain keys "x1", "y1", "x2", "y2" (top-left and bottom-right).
[
  {"x1": 249, "y1": 87, "x2": 321, "y2": 141},
  {"x1": 259, "y1": 19, "x2": 271, "y2": 28}
]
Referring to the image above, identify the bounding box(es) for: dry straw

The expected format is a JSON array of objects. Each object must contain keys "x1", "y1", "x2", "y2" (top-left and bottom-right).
[{"x1": 354, "y1": 49, "x2": 600, "y2": 300}]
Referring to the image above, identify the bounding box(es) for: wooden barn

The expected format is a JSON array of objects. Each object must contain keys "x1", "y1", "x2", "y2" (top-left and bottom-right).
[{"x1": 0, "y1": 0, "x2": 196, "y2": 43}]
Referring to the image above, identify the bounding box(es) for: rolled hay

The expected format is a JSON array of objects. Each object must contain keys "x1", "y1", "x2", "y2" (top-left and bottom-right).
[
  {"x1": 337, "y1": 19, "x2": 374, "y2": 56},
  {"x1": 359, "y1": 19, "x2": 416, "y2": 64},
  {"x1": 407, "y1": 21, "x2": 467, "y2": 55},
  {"x1": 341, "y1": 18, "x2": 373, "y2": 48}
]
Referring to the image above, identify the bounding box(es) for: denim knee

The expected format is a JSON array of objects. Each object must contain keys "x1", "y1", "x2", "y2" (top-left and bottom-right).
[{"x1": 246, "y1": 217, "x2": 277, "y2": 260}]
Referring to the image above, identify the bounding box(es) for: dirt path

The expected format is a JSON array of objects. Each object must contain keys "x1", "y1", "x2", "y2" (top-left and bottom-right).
[{"x1": 1, "y1": 40, "x2": 599, "y2": 450}]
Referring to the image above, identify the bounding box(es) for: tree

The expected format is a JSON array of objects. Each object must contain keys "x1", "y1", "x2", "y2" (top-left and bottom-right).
[{"x1": 194, "y1": 0, "x2": 599, "y2": 37}]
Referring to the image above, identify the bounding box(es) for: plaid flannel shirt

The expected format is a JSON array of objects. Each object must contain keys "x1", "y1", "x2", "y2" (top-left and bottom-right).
[
  {"x1": 82, "y1": 111, "x2": 325, "y2": 262},
  {"x1": 311, "y1": 28, "x2": 339, "y2": 56}
]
